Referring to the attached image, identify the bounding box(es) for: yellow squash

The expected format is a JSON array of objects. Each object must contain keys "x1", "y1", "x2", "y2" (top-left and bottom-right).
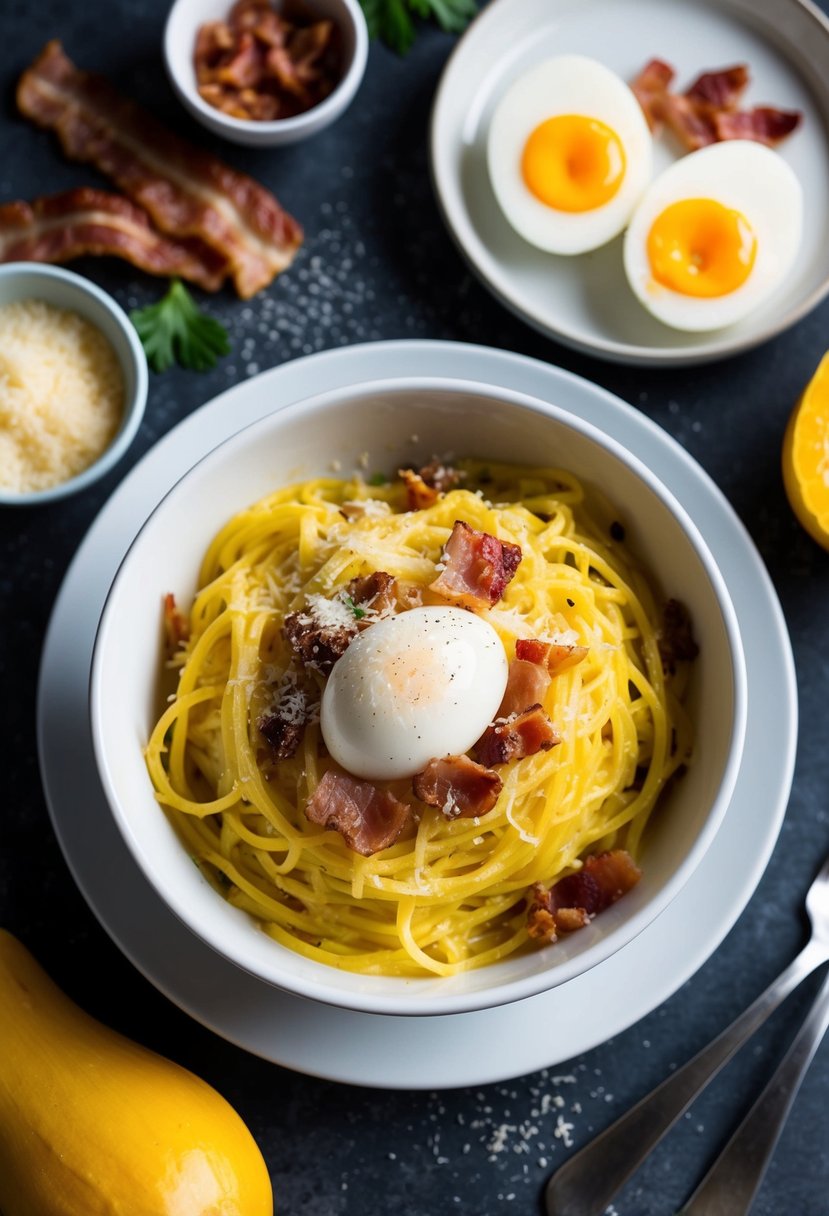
[{"x1": 0, "y1": 929, "x2": 273, "y2": 1216}]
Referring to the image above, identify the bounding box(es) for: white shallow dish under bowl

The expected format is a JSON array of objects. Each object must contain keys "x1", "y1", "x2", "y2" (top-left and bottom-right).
[
  {"x1": 430, "y1": 0, "x2": 829, "y2": 365},
  {"x1": 89, "y1": 374, "x2": 747, "y2": 1018},
  {"x1": 38, "y1": 341, "x2": 796, "y2": 1085},
  {"x1": 164, "y1": 0, "x2": 368, "y2": 146},
  {"x1": 0, "y1": 263, "x2": 147, "y2": 506}
]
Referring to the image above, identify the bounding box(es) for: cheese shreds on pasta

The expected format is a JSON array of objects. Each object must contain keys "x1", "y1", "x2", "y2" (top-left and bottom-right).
[
  {"x1": 0, "y1": 298, "x2": 124, "y2": 492},
  {"x1": 146, "y1": 461, "x2": 694, "y2": 978}
]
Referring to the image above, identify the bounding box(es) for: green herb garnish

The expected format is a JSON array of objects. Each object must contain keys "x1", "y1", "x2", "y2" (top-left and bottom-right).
[
  {"x1": 360, "y1": 0, "x2": 477, "y2": 53},
  {"x1": 368, "y1": 472, "x2": 389, "y2": 486},
  {"x1": 343, "y1": 594, "x2": 366, "y2": 620},
  {"x1": 130, "y1": 280, "x2": 231, "y2": 373}
]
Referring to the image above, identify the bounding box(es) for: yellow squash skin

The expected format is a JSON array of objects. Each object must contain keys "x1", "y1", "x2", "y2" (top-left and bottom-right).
[{"x1": 0, "y1": 930, "x2": 273, "y2": 1216}]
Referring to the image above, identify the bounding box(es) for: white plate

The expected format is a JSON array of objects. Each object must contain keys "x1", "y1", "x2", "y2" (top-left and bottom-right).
[
  {"x1": 429, "y1": 0, "x2": 829, "y2": 366},
  {"x1": 37, "y1": 341, "x2": 796, "y2": 1088}
]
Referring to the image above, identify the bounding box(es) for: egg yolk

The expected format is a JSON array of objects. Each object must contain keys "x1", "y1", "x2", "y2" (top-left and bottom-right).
[
  {"x1": 647, "y1": 198, "x2": 758, "y2": 298},
  {"x1": 521, "y1": 115, "x2": 626, "y2": 213}
]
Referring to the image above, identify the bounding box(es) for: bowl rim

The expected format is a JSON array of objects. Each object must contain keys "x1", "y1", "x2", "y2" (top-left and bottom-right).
[
  {"x1": 163, "y1": 0, "x2": 369, "y2": 138},
  {"x1": 0, "y1": 262, "x2": 148, "y2": 507},
  {"x1": 89, "y1": 374, "x2": 748, "y2": 1016}
]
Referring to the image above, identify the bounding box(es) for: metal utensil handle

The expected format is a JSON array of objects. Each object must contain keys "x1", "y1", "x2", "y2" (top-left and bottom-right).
[
  {"x1": 545, "y1": 940, "x2": 826, "y2": 1216},
  {"x1": 678, "y1": 967, "x2": 829, "y2": 1216}
]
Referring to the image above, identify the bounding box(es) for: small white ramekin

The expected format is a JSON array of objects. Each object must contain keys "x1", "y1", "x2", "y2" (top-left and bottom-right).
[
  {"x1": 164, "y1": 0, "x2": 369, "y2": 147},
  {"x1": 0, "y1": 263, "x2": 148, "y2": 507}
]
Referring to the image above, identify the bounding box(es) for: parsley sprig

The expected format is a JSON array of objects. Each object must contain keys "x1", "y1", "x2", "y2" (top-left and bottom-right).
[
  {"x1": 130, "y1": 280, "x2": 231, "y2": 373},
  {"x1": 342, "y1": 594, "x2": 367, "y2": 620},
  {"x1": 360, "y1": 0, "x2": 477, "y2": 53}
]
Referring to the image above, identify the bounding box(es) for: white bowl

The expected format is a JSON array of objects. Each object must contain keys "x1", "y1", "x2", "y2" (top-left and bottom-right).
[
  {"x1": 0, "y1": 263, "x2": 148, "y2": 507},
  {"x1": 90, "y1": 378, "x2": 747, "y2": 1016},
  {"x1": 164, "y1": 0, "x2": 368, "y2": 147}
]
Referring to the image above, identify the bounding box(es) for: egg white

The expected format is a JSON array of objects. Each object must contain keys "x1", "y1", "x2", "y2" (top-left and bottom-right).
[
  {"x1": 623, "y1": 140, "x2": 803, "y2": 331},
  {"x1": 487, "y1": 54, "x2": 653, "y2": 255},
  {"x1": 320, "y1": 606, "x2": 509, "y2": 782}
]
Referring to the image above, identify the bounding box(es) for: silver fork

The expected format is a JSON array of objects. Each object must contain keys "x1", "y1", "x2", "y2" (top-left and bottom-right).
[{"x1": 545, "y1": 853, "x2": 829, "y2": 1216}]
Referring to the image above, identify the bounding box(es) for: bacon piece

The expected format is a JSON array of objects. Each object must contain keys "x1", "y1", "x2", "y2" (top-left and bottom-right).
[
  {"x1": 657, "y1": 598, "x2": 698, "y2": 673},
  {"x1": 399, "y1": 467, "x2": 439, "y2": 510},
  {"x1": 418, "y1": 460, "x2": 464, "y2": 494},
  {"x1": 0, "y1": 189, "x2": 225, "y2": 291},
  {"x1": 17, "y1": 41, "x2": 302, "y2": 298},
  {"x1": 195, "y1": 0, "x2": 340, "y2": 122},
  {"x1": 497, "y1": 658, "x2": 551, "y2": 719},
  {"x1": 284, "y1": 598, "x2": 357, "y2": 674},
  {"x1": 430, "y1": 521, "x2": 522, "y2": 609},
  {"x1": 714, "y1": 105, "x2": 802, "y2": 146},
  {"x1": 515, "y1": 637, "x2": 588, "y2": 677},
  {"x1": 413, "y1": 754, "x2": 502, "y2": 819},
  {"x1": 630, "y1": 57, "x2": 675, "y2": 130},
  {"x1": 258, "y1": 711, "x2": 305, "y2": 760},
  {"x1": 305, "y1": 769, "x2": 411, "y2": 855},
  {"x1": 475, "y1": 705, "x2": 560, "y2": 768},
  {"x1": 163, "y1": 593, "x2": 190, "y2": 658},
  {"x1": 685, "y1": 64, "x2": 749, "y2": 111},
  {"x1": 527, "y1": 850, "x2": 642, "y2": 943},
  {"x1": 657, "y1": 91, "x2": 717, "y2": 150},
  {"x1": 257, "y1": 672, "x2": 315, "y2": 760},
  {"x1": 346, "y1": 571, "x2": 397, "y2": 622}
]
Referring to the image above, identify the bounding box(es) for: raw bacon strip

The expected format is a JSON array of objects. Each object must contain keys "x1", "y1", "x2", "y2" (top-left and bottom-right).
[
  {"x1": 714, "y1": 106, "x2": 802, "y2": 146},
  {"x1": 413, "y1": 754, "x2": 502, "y2": 819},
  {"x1": 685, "y1": 64, "x2": 749, "y2": 111},
  {"x1": 305, "y1": 769, "x2": 411, "y2": 855},
  {"x1": 429, "y1": 521, "x2": 522, "y2": 609},
  {"x1": 497, "y1": 658, "x2": 551, "y2": 719},
  {"x1": 0, "y1": 189, "x2": 225, "y2": 291},
  {"x1": 17, "y1": 41, "x2": 303, "y2": 298},
  {"x1": 630, "y1": 58, "x2": 674, "y2": 131},
  {"x1": 527, "y1": 850, "x2": 642, "y2": 943},
  {"x1": 475, "y1": 705, "x2": 560, "y2": 768},
  {"x1": 515, "y1": 637, "x2": 588, "y2": 677}
]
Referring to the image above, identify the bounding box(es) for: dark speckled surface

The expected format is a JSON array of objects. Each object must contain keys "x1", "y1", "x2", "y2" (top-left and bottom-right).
[{"x1": 2, "y1": 2, "x2": 829, "y2": 1213}]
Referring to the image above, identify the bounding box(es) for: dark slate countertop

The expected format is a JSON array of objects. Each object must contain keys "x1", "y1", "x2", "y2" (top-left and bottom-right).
[{"x1": 2, "y1": 2, "x2": 828, "y2": 1213}]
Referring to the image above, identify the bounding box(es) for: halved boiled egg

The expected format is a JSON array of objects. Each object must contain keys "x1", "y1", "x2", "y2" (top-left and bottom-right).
[
  {"x1": 623, "y1": 140, "x2": 803, "y2": 331},
  {"x1": 487, "y1": 54, "x2": 653, "y2": 254},
  {"x1": 320, "y1": 606, "x2": 508, "y2": 782}
]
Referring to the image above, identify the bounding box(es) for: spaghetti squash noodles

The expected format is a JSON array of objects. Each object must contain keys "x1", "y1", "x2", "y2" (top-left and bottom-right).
[{"x1": 146, "y1": 459, "x2": 694, "y2": 977}]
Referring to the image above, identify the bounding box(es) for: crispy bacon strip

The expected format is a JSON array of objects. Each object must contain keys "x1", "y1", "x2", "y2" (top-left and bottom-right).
[
  {"x1": 657, "y1": 91, "x2": 717, "y2": 150},
  {"x1": 515, "y1": 637, "x2": 588, "y2": 677},
  {"x1": 17, "y1": 41, "x2": 303, "y2": 298},
  {"x1": 527, "y1": 850, "x2": 642, "y2": 944},
  {"x1": 163, "y1": 593, "x2": 190, "y2": 658},
  {"x1": 475, "y1": 705, "x2": 560, "y2": 768},
  {"x1": 429, "y1": 521, "x2": 522, "y2": 609},
  {"x1": 346, "y1": 571, "x2": 398, "y2": 621},
  {"x1": 714, "y1": 106, "x2": 802, "y2": 146},
  {"x1": 305, "y1": 769, "x2": 411, "y2": 855},
  {"x1": 413, "y1": 754, "x2": 502, "y2": 819},
  {"x1": 630, "y1": 57, "x2": 674, "y2": 130},
  {"x1": 0, "y1": 188, "x2": 225, "y2": 290},
  {"x1": 284, "y1": 600, "x2": 357, "y2": 675},
  {"x1": 399, "y1": 467, "x2": 439, "y2": 510},
  {"x1": 685, "y1": 64, "x2": 749, "y2": 111},
  {"x1": 631, "y1": 57, "x2": 802, "y2": 152},
  {"x1": 497, "y1": 658, "x2": 551, "y2": 719}
]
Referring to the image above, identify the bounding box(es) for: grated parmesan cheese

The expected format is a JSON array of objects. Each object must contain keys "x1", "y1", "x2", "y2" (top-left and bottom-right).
[{"x1": 0, "y1": 298, "x2": 124, "y2": 493}]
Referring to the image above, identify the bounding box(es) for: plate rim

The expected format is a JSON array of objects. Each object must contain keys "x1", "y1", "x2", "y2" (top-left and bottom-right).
[
  {"x1": 36, "y1": 339, "x2": 797, "y2": 1087},
  {"x1": 428, "y1": 0, "x2": 829, "y2": 367}
]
